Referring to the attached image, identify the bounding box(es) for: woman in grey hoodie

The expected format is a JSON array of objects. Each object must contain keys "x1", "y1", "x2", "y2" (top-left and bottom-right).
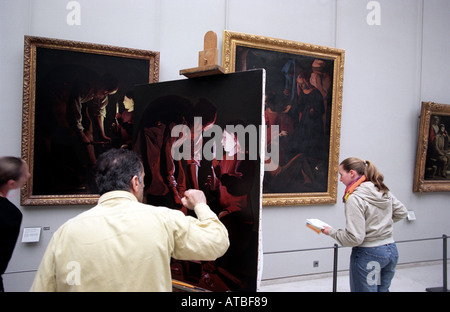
[{"x1": 323, "y1": 157, "x2": 408, "y2": 292}]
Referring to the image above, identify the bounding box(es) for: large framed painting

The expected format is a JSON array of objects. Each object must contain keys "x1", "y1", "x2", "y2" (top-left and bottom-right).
[
  {"x1": 222, "y1": 30, "x2": 345, "y2": 206},
  {"x1": 413, "y1": 101, "x2": 450, "y2": 193},
  {"x1": 134, "y1": 69, "x2": 265, "y2": 292},
  {"x1": 21, "y1": 36, "x2": 159, "y2": 205}
]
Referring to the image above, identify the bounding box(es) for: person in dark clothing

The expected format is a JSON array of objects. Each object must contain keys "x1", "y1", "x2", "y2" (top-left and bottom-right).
[
  {"x1": 0, "y1": 157, "x2": 31, "y2": 292},
  {"x1": 289, "y1": 70, "x2": 325, "y2": 158}
]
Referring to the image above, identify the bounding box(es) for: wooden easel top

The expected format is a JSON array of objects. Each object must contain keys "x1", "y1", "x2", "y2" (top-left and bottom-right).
[{"x1": 180, "y1": 31, "x2": 225, "y2": 78}]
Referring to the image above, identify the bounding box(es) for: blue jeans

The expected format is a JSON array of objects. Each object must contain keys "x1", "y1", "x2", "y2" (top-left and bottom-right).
[{"x1": 349, "y1": 243, "x2": 399, "y2": 292}]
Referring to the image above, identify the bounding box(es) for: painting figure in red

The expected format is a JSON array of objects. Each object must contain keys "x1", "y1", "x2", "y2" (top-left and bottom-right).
[{"x1": 206, "y1": 123, "x2": 256, "y2": 290}]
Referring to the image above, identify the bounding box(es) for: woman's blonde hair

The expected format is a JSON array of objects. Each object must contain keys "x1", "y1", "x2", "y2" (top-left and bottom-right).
[{"x1": 340, "y1": 157, "x2": 389, "y2": 194}]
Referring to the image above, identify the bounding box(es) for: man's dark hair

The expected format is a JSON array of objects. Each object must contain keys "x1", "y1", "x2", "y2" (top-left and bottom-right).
[{"x1": 95, "y1": 149, "x2": 143, "y2": 195}]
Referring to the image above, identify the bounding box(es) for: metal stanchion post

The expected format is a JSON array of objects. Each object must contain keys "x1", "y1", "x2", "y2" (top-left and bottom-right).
[
  {"x1": 333, "y1": 244, "x2": 338, "y2": 292},
  {"x1": 426, "y1": 234, "x2": 448, "y2": 292}
]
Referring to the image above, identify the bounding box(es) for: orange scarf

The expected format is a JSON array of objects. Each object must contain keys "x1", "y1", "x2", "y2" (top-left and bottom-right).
[{"x1": 343, "y1": 175, "x2": 366, "y2": 203}]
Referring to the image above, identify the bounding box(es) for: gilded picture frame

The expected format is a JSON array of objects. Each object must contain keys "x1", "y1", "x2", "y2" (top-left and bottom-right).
[
  {"x1": 222, "y1": 30, "x2": 344, "y2": 206},
  {"x1": 21, "y1": 36, "x2": 159, "y2": 205},
  {"x1": 413, "y1": 101, "x2": 450, "y2": 193}
]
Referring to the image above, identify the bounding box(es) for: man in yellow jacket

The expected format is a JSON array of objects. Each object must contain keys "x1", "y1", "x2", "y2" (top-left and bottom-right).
[{"x1": 30, "y1": 148, "x2": 229, "y2": 291}]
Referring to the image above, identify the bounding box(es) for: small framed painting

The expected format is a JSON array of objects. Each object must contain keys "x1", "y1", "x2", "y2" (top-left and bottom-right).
[{"x1": 413, "y1": 101, "x2": 450, "y2": 193}]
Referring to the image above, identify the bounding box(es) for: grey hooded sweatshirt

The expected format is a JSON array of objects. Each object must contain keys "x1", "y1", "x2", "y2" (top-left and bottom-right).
[{"x1": 329, "y1": 182, "x2": 408, "y2": 247}]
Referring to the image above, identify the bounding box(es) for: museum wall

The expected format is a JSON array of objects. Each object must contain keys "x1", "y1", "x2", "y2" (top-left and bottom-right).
[{"x1": 0, "y1": 0, "x2": 449, "y2": 291}]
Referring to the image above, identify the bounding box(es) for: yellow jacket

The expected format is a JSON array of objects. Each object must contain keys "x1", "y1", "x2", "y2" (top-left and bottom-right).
[{"x1": 30, "y1": 191, "x2": 229, "y2": 291}]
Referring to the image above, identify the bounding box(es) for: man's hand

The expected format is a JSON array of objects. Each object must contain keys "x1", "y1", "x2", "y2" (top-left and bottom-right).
[{"x1": 181, "y1": 189, "x2": 207, "y2": 210}]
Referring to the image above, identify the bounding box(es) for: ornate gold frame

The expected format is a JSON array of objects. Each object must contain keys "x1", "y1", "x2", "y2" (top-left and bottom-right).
[
  {"x1": 222, "y1": 30, "x2": 345, "y2": 206},
  {"x1": 413, "y1": 101, "x2": 450, "y2": 193},
  {"x1": 21, "y1": 36, "x2": 159, "y2": 205}
]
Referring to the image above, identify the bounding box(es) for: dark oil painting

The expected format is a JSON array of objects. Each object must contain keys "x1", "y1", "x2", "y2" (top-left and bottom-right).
[
  {"x1": 33, "y1": 47, "x2": 152, "y2": 197},
  {"x1": 133, "y1": 69, "x2": 265, "y2": 292}
]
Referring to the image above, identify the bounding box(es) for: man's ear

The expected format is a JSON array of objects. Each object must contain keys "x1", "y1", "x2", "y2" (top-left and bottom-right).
[{"x1": 130, "y1": 175, "x2": 140, "y2": 194}]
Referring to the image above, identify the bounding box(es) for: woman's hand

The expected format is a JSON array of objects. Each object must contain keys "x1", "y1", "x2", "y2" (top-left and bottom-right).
[{"x1": 321, "y1": 226, "x2": 331, "y2": 235}]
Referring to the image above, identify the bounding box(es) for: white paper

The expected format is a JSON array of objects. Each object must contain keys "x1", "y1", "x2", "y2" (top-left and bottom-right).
[
  {"x1": 21, "y1": 227, "x2": 41, "y2": 243},
  {"x1": 306, "y1": 218, "x2": 331, "y2": 229},
  {"x1": 407, "y1": 211, "x2": 416, "y2": 221}
]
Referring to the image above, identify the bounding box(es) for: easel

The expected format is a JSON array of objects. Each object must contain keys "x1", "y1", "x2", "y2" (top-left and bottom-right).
[
  {"x1": 179, "y1": 31, "x2": 225, "y2": 78},
  {"x1": 175, "y1": 31, "x2": 225, "y2": 293}
]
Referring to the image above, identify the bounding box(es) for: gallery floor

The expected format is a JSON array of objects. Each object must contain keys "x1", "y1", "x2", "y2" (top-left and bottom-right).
[
  {"x1": 259, "y1": 260, "x2": 448, "y2": 292},
  {"x1": 3, "y1": 260, "x2": 446, "y2": 292}
]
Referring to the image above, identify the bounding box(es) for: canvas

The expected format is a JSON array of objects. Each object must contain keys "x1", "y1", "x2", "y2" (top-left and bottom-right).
[{"x1": 133, "y1": 70, "x2": 265, "y2": 291}]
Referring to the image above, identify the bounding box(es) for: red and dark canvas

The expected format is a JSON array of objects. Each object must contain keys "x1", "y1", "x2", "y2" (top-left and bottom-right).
[{"x1": 133, "y1": 70, "x2": 265, "y2": 291}]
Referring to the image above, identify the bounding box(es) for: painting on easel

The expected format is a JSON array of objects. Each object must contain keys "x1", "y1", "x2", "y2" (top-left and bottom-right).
[{"x1": 133, "y1": 70, "x2": 265, "y2": 291}]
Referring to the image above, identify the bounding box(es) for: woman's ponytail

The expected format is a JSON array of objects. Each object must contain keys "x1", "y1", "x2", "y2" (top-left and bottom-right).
[{"x1": 364, "y1": 160, "x2": 389, "y2": 194}]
